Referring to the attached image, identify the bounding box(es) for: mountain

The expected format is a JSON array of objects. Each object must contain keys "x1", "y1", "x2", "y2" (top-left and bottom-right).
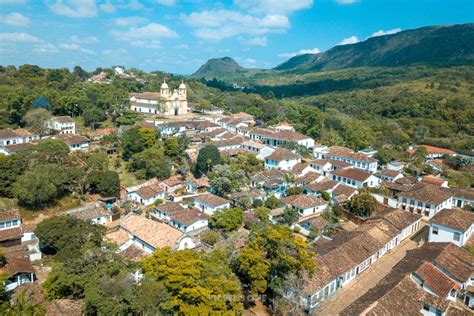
[
  {"x1": 191, "y1": 57, "x2": 247, "y2": 79},
  {"x1": 274, "y1": 23, "x2": 474, "y2": 71}
]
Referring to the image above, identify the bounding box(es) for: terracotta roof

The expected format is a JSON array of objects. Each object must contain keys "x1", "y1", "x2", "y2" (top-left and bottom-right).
[
  {"x1": 395, "y1": 177, "x2": 418, "y2": 185},
  {"x1": 294, "y1": 172, "x2": 321, "y2": 185},
  {"x1": 369, "y1": 208, "x2": 421, "y2": 231},
  {"x1": 333, "y1": 184, "x2": 357, "y2": 197},
  {"x1": 0, "y1": 208, "x2": 20, "y2": 221},
  {"x1": 232, "y1": 112, "x2": 254, "y2": 119},
  {"x1": 129, "y1": 92, "x2": 161, "y2": 100},
  {"x1": 156, "y1": 202, "x2": 186, "y2": 214},
  {"x1": 0, "y1": 227, "x2": 23, "y2": 242},
  {"x1": 54, "y1": 134, "x2": 88, "y2": 145},
  {"x1": 213, "y1": 136, "x2": 245, "y2": 148},
  {"x1": 251, "y1": 169, "x2": 286, "y2": 181},
  {"x1": 422, "y1": 175, "x2": 446, "y2": 186},
  {"x1": 327, "y1": 159, "x2": 353, "y2": 168},
  {"x1": 241, "y1": 140, "x2": 265, "y2": 149},
  {"x1": 170, "y1": 207, "x2": 210, "y2": 226},
  {"x1": 194, "y1": 193, "x2": 229, "y2": 207},
  {"x1": 0, "y1": 257, "x2": 34, "y2": 275},
  {"x1": 3, "y1": 142, "x2": 36, "y2": 153},
  {"x1": 447, "y1": 187, "x2": 474, "y2": 201},
  {"x1": 414, "y1": 262, "x2": 460, "y2": 298},
  {"x1": 119, "y1": 244, "x2": 148, "y2": 261},
  {"x1": 52, "y1": 116, "x2": 74, "y2": 123},
  {"x1": 327, "y1": 146, "x2": 377, "y2": 163},
  {"x1": 430, "y1": 208, "x2": 474, "y2": 232},
  {"x1": 21, "y1": 222, "x2": 37, "y2": 233},
  {"x1": 135, "y1": 184, "x2": 163, "y2": 199},
  {"x1": 0, "y1": 128, "x2": 36, "y2": 139},
  {"x1": 266, "y1": 148, "x2": 301, "y2": 162},
  {"x1": 163, "y1": 175, "x2": 184, "y2": 187},
  {"x1": 304, "y1": 179, "x2": 339, "y2": 192},
  {"x1": 188, "y1": 175, "x2": 210, "y2": 188},
  {"x1": 64, "y1": 205, "x2": 110, "y2": 221},
  {"x1": 3, "y1": 244, "x2": 29, "y2": 259},
  {"x1": 376, "y1": 169, "x2": 402, "y2": 178},
  {"x1": 282, "y1": 194, "x2": 327, "y2": 209},
  {"x1": 105, "y1": 230, "x2": 129, "y2": 246},
  {"x1": 399, "y1": 183, "x2": 453, "y2": 205},
  {"x1": 136, "y1": 121, "x2": 159, "y2": 130},
  {"x1": 419, "y1": 145, "x2": 456, "y2": 155},
  {"x1": 120, "y1": 215, "x2": 184, "y2": 249},
  {"x1": 248, "y1": 128, "x2": 275, "y2": 137},
  {"x1": 331, "y1": 168, "x2": 372, "y2": 182},
  {"x1": 85, "y1": 127, "x2": 116, "y2": 138},
  {"x1": 310, "y1": 159, "x2": 330, "y2": 167},
  {"x1": 193, "y1": 128, "x2": 227, "y2": 141},
  {"x1": 433, "y1": 243, "x2": 473, "y2": 283},
  {"x1": 271, "y1": 130, "x2": 311, "y2": 141}
]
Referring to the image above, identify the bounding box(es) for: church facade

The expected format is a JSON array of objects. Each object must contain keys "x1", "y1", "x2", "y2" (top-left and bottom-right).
[{"x1": 129, "y1": 81, "x2": 188, "y2": 116}]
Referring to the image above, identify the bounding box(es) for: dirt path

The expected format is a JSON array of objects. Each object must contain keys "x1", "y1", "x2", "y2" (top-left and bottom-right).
[{"x1": 314, "y1": 238, "x2": 418, "y2": 315}]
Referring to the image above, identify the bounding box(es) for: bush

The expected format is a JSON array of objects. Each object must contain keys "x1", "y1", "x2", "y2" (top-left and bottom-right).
[{"x1": 200, "y1": 230, "x2": 220, "y2": 246}]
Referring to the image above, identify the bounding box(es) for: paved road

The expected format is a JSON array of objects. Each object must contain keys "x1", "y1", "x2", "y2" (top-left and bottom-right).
[{"x1": 314, "y1": 237, "x2": 418, "y2": 315}]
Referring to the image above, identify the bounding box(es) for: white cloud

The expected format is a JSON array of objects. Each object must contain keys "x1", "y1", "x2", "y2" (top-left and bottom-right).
[
  {"x1": 99, "y1": 0, "x2": 116, "y2": 13},
  {"x1": 3, "y1": 12, "x2": 30, "y2": 27},
  {"x1": 120, "y1": 0, "x2": 143, "y2": 10},
  {"x1": 114, "y1": 16, "x2": 148, "y2": 27},
  {"x1": 0, "y1": 32, "x2": 40, "y2": 42},
  {"x1": 33, "y1": 43, "x2": 59, "y2": 53},
  {"x1": 130, "y1": 40, "x2": 161, "y2": 49},
  {"x1": 155, "y1": 0, "x2": 175, "y2": 6},
  {"x1": 46, "y1": 0, "x2": 97, "y2": 18},
  {"x1": 243, "y1": 36, "x2": 268, "y2": 46},
  {"x1": 102, "y1": 48, "x2": 127, "y2": 57},
  {"x1": 279, "y1": 47, "x2": 320, "y2": 58},
  {"x1": 0, "y1": 0, "x2": 26, "y2": 4},
  {"x1": 337, "y1": 35, "x2": 359, "y2": 45},
  {"x1": 182, "y1": 10, "x2": 290, "y2": 41},
  {"x1": 335, "y1": 0, "x2": 358, "y2": 4},
  {"x1": 70, "y1": 35, "x2": 98, "y2": 44},
  {"x1": 58, "y1": 43, "x2": 96, "y2": 54},
  {"x1": 112, "y1": 23, "x2": 178, "y2": 40},
  {"x1": 234, "y1": 0, "x2": 313, "y2": 15},
  {"x1": 370, "y1": 28, "x2": 401, "y2": 37}
]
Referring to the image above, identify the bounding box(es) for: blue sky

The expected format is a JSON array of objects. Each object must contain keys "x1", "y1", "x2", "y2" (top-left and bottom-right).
[{"x1": 0, "y1": 0, "x2": 473, "y2": 74}]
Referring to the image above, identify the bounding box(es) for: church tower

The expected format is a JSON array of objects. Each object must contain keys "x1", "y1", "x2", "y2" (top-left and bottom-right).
[
  {"x1": 178, "y1": 80, "x2": 187, "y2": 99},
  {"x1": 160, "y1": 79, "x2": 170, "y2": 98}
]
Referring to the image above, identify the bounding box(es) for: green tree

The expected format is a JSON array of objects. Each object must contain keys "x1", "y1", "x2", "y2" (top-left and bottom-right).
[
  {"x1": 85, "y1": 170, "x2": 120, "y2": 196},
  {"x1": 209, "y1": 207, "x2": 244, "y2": 232},
  {"x1": 280, "y1": 207, "x2": 299, "y2": 226},
  {"x1": 86, "y1": 153, "x2": 109, "y2": 171},
  {"x1": 128, "y1": 146, "x2": 171, "y2": 180},
  {"x1": 264, "y1": 196, "x2": 280, "y2": 209},
  {"x1": 24, "y1": 108, "x2": 52, "y2": 136},
  {"x1": 286, "y1": 186, "x2": 303, "y2": 196},
  {"x1": 347, "y1": 190, "x2": 377, "y2": 218},
  {"x1": 194, "y1": 145, "x2": 221, "y2": 178},
  {"x1": 254, "y1": 206, "x2": 270, "y2": 221},
  {"x1": 121, "y1": 127, "x2": 159, "y2": 160},
  {"x1": 199, "y1": 230, "x2": 220, "y2": 246},
  {"x1": 0, "y1": 154, "x2": 26, "y2": 197},
  {"x1": 209, "y1": 164, "x2": 247, "y2": 196}
]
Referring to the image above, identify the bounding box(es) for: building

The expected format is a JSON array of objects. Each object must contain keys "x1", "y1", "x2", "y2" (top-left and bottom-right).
[
  {"x1": 264, "y1": 130, "x2": 315, "y2": 149},
  {"x1": 375, "y1": 169, "x2": 404, "y2": 182},
  {"x1": 421, "y1": 175, "x2": 448, "y2": 187},
  {"x1": 240, "y1": 140, "x2": 275, "y2": 160},
  {"x1": 47, "y1": 116, "x2": 76, "y2": 134},
  {"x1": 212, "y1": 136, "x2": 245, "y2": 152},
  {"x1": 53, "y1": 134, "x2": 89, "y2": 152},
  {"x1": 387, "y1": 161, "x2": 406, "y2": 171},
  {"x1": 428, "y1": 208, "x2": 474, "y2": 247},
  {"x1": 342, "y1": 242, "x2": 473, "y2": 315},
  {"x1": 169, "y1": 207, "x2": 210, "y2": 235},
  {"x1": 274, "y1": 122, "x2": 295, "y2": 132},
  {"x1": 264, "y1": 148, "x2": 301, "y2": 171},
  {"x1": 0, "y1": 142, "x2": 36, "y2": 156},
  {"x1": 194, "y1": 193, "x2": 230, "y2": 215},
  {"x1": 304, "y1": 179, "x2": 340, "y2": 197},
  {"x1": 0, "y1": 128, "x2": 40, "y2": 146},
  {"x1": 250, "y1": 169, "x2": 287, "y2": 188},
  {"x1": 281, "y1": 194, "x2": 328, "y2": 217},
  {"x1": 329, "y1": 168, "x2": 381, "y2": 189},
  {"x1": 153, "y1": 202, "x2": 187, "y2": 221},
  {"x1": 127, "y1": 184, "x2": 165, "y2": 206},
  {"x1": 324, "y1": 146, "x2": 378, "y2": 173},
  {"x1": 62, "y1": 204, "x2": 113, "y2": 225},
  {"x1": 448, "y1": 187, "x2": 474, "y2": 209},
  {"x1": 408, "y1": 145, "x2": 456, "y2": 159},
  {"x1": 0, "y1": 209, "x2": 22, "y2": 247},
  {"x1": 0, "y1": 257, "x2": 36, "y2": 292},
  {"x1": 303, "y1": 208, "x2": 422, "y2": 311},
  {"x1": 398, "y1": 183, "x2": 453, "y2": 219},
  {"x1": 129, "y1": 80, "x2": 187, "y2": 116},
  {"x1": 117, "y1": 214, "x2": 195, "y2": 253},
  {"x1": 186, "y1": 175, "x2": 210, "y2": 194}
]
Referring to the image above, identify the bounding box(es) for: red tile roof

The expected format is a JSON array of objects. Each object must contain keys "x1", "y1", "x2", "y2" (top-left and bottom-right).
[
  {"x1": 282, "y1": 194, "x2": 327, "y2": 209},
  {"x1": 419, "y1": 145, "x2": 455, "y2": 155},
  {"x1": 414, "y1": 262, "x2": 460, "y2": 298},
  {"x1": 422, "y1": 175, "x2": 446, "y2": 186},
  {"x1": 331, "y1": 168, "x2": 372, "y2": 182},
  {"x1": 266, "y1": 148, "x2": 301, "y2": 162},
  {"x1": 195, "y1": 193, "x2": 230, "y2": 207},
  {"x1": 430, "y1": 208, "x2": 474, "y2": 232}
]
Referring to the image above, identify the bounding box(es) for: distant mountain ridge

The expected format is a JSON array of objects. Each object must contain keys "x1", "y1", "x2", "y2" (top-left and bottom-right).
[
  {"x1": 274, "y1": 24, "x2": 474, "y2": 71},
  {"x1": 191, "y1": 23, "x2": 474, "y2": 79}
]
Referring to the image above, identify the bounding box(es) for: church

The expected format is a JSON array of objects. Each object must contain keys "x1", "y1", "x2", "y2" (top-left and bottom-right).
[{"x1": 129, "y1": 80, "x2": 188, "y2": 116}]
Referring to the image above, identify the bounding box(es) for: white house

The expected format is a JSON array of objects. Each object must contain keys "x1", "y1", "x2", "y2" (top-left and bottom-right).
[
  {"x1": 281, "y1": 194, "x2": 328, "y2": 217},
  {"x1": 47, "y1": 116, "x2": 76, "y2": 134},
  {"x1": 127, "y1": 184, "x2": 165, "y2": 206},
  {"x1": 309, "y1": 159, "x2": 333, "y2": 176},
  {"x1": 329, "y1": 168, "x2": 381, "y2": 189},
  {"x1": 449, "y1": 188, "x2": 474, "y2": 209},
  {"x1": 0, "y1": 128, "x2": 39, "y2": 146},
  {"x1": 63, "y1": 204, "x2": 113, "y2": 225},
  {"x1": 304, "y1": 179, "x2": 340, "y2": 197},
  {"x1": 274, "y1": 122, "x2": 295, "y2": 132},
  {"x1": 0, "y1": 257, "x2": 35, "y2": 292},
  {"x1": 194, "y1": 193, "x2": 230, "y2": 215},
  {"x1": 169, "y1": 207, "x2": 209, "y2": 235},
  {"x1": 213, "y1": 136, "x2": 245, "y2": 152},
  {"x1": 398, "y1": 184, "x2": 453, "y2": 219},
  {"x1": 325, "y1": 146, "x2": 378, "y2": 173},
  {"x1": 387, "y1": 161, "x2": 406, "y2": 171},
  {"x1": 428, "y1": 208, "x2": 474, "y2": 247},
  {"x1": 0, "y1": 142, "x2": 36, "y2": 156},
  {"x1": 264, "y1": 130, "x2": 314, "y2": 149},
  {"x1": 376, "y1": 169, "x2": 404, "y2": 182},
  {"x1": 264, "y1": 148, "x2": 301, "y2": 171},
  {"x1": 54, "y1": 134, "x2": 89, "y2": 152},
  {"x1": 118, "y1": 214, "x2": 195, "y2": 253},
  {"x1": 240, "y1": 140, "x2": 275, "y2": 160}
]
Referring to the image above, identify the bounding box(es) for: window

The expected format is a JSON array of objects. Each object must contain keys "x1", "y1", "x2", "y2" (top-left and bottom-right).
[
  {"x1": 453, "y1": 232, "x2": 461, "y2": 242},
  {"x1": 432, "y1": 226, "x2": 438, "y2": 235},
  {"x1": 423, "y1": 304, "x2": 430, "y2": 311},
  {"x1": 426, "y1": 204, "x2": 431, "y2": 209},
  {"x1": 0, "y1": 222, "x2": 4, "y2": 229},
  {"x1": 402, "y1": 198, "x2": 407, "y2": 203},
  {"x1": 417, "y1": 201, "x2": 423, "y2": 207}
]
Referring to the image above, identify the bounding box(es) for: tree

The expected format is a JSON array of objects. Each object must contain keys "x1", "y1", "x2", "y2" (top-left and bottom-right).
[
  {"x1": 200, "y1": 230, "x2": 220, "y2": 246},
  {"x1": 279, "y1": 207, "x2": 299, "y2": 226},
  {"x1": 141, "y1": 248, "x2": 242, "y2": 314},
  {"x1": 194, "y1": 145, "x2": 221, "y2": 178},
  {"x1": 347, "y1": 190, "x2": 377, "y2": 218},
  {"x1": 36, "y1": 216, "x2": 105, "y2": 261},
  {"x1": 86, "y1": 170, "x2": 120, "y2": 196},
  {"x1": 83, "y1": 105, "x2": 106, "y2": 129},
  {"x1": 13, "y1": 164, "x2": 69, "y2": 208},
  {"x1": 121, "y1": 127, "x2": 159, "y2": 160},
  {"x1": 239, "y1": 196, "x2": 252, "y2": 210},
  {"x1": 128, "y1": 146, "x2": 171, "y2": 180},
  {"x1": 209, "y1": 207, "x2": 244, "y2": 232},
  {"x1": 264, "y1": 196, "x2": 280, "y2": 209},
  {"x1": 33, "y1": 139, "x2": 70, "y2": 164},
  {"x1": 254, "y1": 206, "x2": 270, "y2": 221},
  {"x1": 73, "y1": 66, "x2": 89, "y2": 80},
  {"x1": 0, "y1": 154, "x2": 26, "y2": 197},
  {"x1": 32, "y1": 96, "x2": 50, "y2": 110},
  {"x1": 24, "y1": 108, "x2": 52, "y2": 136},
  {"x1": 209, "y1": 164, "x2": 247, "y2": 196},
  {"x1": 86, "y1": 153, "x2": 109, "y2": 171},
  {"x1": 286, "y1": 186, "x2": 303, "y2": 196}
]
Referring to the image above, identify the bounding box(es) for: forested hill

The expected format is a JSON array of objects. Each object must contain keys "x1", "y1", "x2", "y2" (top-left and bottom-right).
[
  {"x1": 274, "y1": 23, "x2": 474, "y2": 71},
  {"x1": 191, "y1": 57, "x2": 248, "y2": 79}
]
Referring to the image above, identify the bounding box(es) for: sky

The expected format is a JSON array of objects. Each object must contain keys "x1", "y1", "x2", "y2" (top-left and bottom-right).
[{"x1": 0, "y1": 0, "x2": 473, "y2": 74}]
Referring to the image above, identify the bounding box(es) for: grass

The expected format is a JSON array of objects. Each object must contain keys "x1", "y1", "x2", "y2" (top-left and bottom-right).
[
  {"x1": 109, "y1": 154, "x2": 144, "y2": 188},
  {"x1": 19, "y1": 195, "x2": 81, "y2": 221}
]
